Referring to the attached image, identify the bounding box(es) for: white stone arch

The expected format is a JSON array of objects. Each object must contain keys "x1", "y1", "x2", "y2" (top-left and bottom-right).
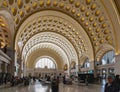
[
  {"x1": 79, "y1": 54, "x2": 90, "y2": 66},
  {"x1": 101, "y1": 0, "x2": 120, "y2": 54},
  {"x1": 15, "y1": 10, "x2": 94, "y2": 66},
  {"x1": 95, "y1": 44, "x2": 115, "y2": 61},
  {"x1": 25, "y1": 42, "x2": 70, "y2": 69},
  {"x1": 22, "y1": 32, "x2": 78, "y2": 66},
  {"x1": 34, "y1": 55, "x2": 58, "y2": 69}
]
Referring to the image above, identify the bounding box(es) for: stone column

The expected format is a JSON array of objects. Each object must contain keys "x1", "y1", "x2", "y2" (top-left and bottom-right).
[
  {"x1": 75, "y1": 65, "x2": 79, "y2": 76},
  {"x1": 7, "y1": 64, "x2": 10, "y2": 73},
  {"x1": 5, "y1": 63, "x2": 8, "y2": 73},
  {"x1": 1, "y1": 62, "x2": 5, "y2": 73},
  {"x1": 17, "y1": 58, "x2": 20, "y2": 77},
  {"x1": 0, "y1": 61, "x2": 2, "y2": 73},
  {"x1": 21, "y1": 61, "x2": 24, "y2": 77},
  {"x1": 90, "y1": 61, "x2": 97, "y2": 78},
  {"x1": 18, "y1": 68, "x2": 21, "y2": 77},
  {"x1": 23, "y1": 63, "x2": 26, "y2": 76},
  {"x1": 6, "y1": 48, "x2": 15, "y2": 75},
  {"x1": 76, "y1": 65, "x2": 79, "y2": 71},
  {"x1": 106, "y1": 68, "x2": 109, "y2": 78},
  {"x1": 115, "y1": 54, "x2": 120, "y2": 75},
  {"x1": 100, "y1": 69, "x2": 102, "y2": 77}
]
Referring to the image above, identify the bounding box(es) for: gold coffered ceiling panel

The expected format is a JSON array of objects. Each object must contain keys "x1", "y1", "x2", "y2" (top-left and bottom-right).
[{"x1": 0, "y1": 16, "x2": 11, "y2": 48}]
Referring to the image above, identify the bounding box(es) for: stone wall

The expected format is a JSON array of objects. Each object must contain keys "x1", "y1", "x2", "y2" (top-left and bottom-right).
[{"x1": 115, "y1": 54, "x2": 120, "y2": 75}]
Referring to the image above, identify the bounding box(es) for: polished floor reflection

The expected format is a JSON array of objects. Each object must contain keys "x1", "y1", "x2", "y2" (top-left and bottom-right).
[{"x1": 0, "y1": 81, "x2": 105, "y2": 92}]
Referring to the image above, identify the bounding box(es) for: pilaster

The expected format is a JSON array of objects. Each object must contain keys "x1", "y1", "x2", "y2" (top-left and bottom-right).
[
  {"x1": 5, "y1": 63, "x2": 8, "y2": 73},
  {"x1": 0, "y1": 61, "x2": 2, "y2": 73}
]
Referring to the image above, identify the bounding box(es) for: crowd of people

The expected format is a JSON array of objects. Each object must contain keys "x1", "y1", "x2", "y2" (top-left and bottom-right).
[
  {"x1": 0, "y1": 73, "x2": 68, "y2": 92},
  {"x1": 1, "y1": 73, "x2": 120, "y2": 92},
  {"x1": 36, "y1": 74, "x2": 72, "y2": 92},
  {"x1": 10, "y1": 76, "x2": 30, "y2": 86}
]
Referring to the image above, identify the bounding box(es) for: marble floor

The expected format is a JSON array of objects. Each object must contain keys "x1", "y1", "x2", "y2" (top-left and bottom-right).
[{"x1": 0, "y1": 81, "x2": 105, "y2": 92}]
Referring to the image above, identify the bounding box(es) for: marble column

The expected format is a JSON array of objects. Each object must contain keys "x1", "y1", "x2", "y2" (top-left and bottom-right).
[{"x1": 115, "y1": 54, "x2": 120, "y2": 75}]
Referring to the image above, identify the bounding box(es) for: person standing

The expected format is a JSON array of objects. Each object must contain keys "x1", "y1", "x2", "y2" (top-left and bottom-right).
[
  {"x1": 104, "y1": 75, "x2": 120, "y2": 92},
  {"x1": 56, "y1": 76, "x2": 59, "y2": 92},
  {"x1": 63, "y1": 75, "x2": 66, "y2": 84}
]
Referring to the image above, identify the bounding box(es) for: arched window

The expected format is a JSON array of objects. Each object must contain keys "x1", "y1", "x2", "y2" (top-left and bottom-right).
[
  {"x1": 101, "y1": 50, "x2": 115, "y2": 65},
  {"x1": 83, "y1": 58, "x2": 90, "y2": 68},
  {"x1": 35, "y1": 58, "x2": 56, "y2": 69}
]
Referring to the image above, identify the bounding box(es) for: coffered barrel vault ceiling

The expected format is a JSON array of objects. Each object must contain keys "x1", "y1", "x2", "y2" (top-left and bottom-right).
[
  {"x1": 23, "y1": 32, "x2": 78, "y2": 65},
  {"x1": 26, "y1": 43, "x2": 68, "y2": 69},
  {"x1": 16, "y1": 11, "x2": 94, "y2": 67},
  {"x1": 0, "y1": 0, "x2": 119, "y2": 68}
]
